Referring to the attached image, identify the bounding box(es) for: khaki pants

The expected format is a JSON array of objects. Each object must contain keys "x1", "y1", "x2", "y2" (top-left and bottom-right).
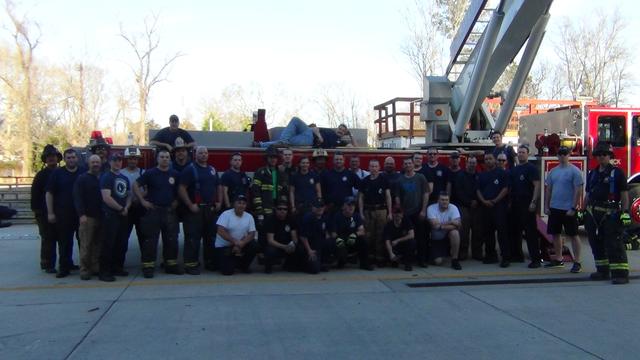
[
  {"x1": 79, "y1": 217, "x2": 101, "y2": 275},
  {"x1": 364, "y1": 208, "x2": 388, "y2": 262}
]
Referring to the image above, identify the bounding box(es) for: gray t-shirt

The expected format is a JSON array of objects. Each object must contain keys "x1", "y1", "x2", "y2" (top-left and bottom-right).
[
  {"x1": 545, "y1": 164, "x2": 583, "y2": 211},
  {"x1": 396, "y1": 173, "x2": 429, "y2": 216}
]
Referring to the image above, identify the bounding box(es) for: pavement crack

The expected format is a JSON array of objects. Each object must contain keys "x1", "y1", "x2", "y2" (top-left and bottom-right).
[
  {"x1": 63, "y1": 272, "x2": 138, "y2": 359},
  {"x1": 461, "y1": 290, "x2": 604, "y2": 360}
]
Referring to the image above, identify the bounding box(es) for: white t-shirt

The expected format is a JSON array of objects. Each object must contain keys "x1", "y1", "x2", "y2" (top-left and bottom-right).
[
  {"x1": 427, "y1": 203, "x2": 461, "y2": 240},
  {"x1": 215, "y1": 209, "x2": 256, "y2": 248}
]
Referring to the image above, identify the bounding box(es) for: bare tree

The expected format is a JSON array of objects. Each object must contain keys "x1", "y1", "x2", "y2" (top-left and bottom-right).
[
  {"x1": 120, "y1": 14, "x2": 183, "y2": 144},
  {"x1": 554, "y1": 9, "x2": 632, "y2": 105},
  {"x1": 0, "y1": 0, "x2": 40, "y2": 174},
  {"x1": 433, "y1": 0, "x2": 470, "y2": 39}
]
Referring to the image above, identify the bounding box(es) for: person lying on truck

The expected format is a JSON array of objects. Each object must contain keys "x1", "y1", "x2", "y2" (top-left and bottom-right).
[
  {"x1": 255, "y1": 117, "x2": 357, "y2": 148},
  {"x1": 150, "y1": 114, "x2": 196, "y2": 152}
]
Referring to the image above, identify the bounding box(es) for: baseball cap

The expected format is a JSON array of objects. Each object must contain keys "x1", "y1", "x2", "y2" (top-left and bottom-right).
[
  {"x1": 343, "y1": 196, "x2": 357, "y2": 205},
  {"x1": 558, "y1": 146, "x2": 570, "y2": 155},
  {"x1": 110, "y1": 153, "x2": 123, "y2": 161},
  {"x1": 234, "y1": 194, "x2": 248, "y2": 203}
]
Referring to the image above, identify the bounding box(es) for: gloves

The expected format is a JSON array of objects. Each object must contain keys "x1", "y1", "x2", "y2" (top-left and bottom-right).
[
  {"x1": 336, "y1": 237, "x2": 345, "y2": 249},
  {"x1": 620, "y1": 211, "x2": 631, "y2": 226},
  {"x1": 347, "y1": 233, "x2": 357, "y2": 247}
]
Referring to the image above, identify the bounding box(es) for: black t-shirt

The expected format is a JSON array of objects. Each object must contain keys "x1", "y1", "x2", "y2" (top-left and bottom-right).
[
  {"x1": 383, "y1": 171, "x2": 402, "y2": 199},
  {"x1": 221, "y1": 170, "x2": 251, "y2": 204},
  {"x1": 321, "y1": 168, "x2": 359, "y2": 207},
  {"x1": 330, "y1": 212, "x2": 363, "y2": 238},
  {"x1": 290, "y1": 170, "x2": 320, "y2": 206},
  {"x1": 179, "y1": 163, "x2": 219, "y2": 205},
  {"x1": 509, "y1": 162, "x2": 539, "y2": 203},
  {"x1": 46, "y1": 166, "x2": 84, "y2": 216},
  {"x1": 586, "y1": 165, "x2": 628, "y2": 203},
  {"x1": 317, "y1": 128, "x2": 347, "y2": 148},
  {"x1": 136, "y1": 167, "x2": 179, "y2": 207},
  {"x1": 31, "y1": 167, "x2": 54, "y2": 214},
  {"x1": 383, "y1": 218, "x2": 414, "y2": 242},
  {"x1": 477, "y1": 168, "x2": 510, "y2": 204},
  {"x1": 265, "y1": 215, "x2": 297, "y2": 245},
  {"x1": 300, "y1": 213, "x2": 329, "y2": 248},
  {"x1": 425, "y1": 163, "x2": 450, "y2": 203},
  {"x1": 73, "y1": 172, "x2": 103, "y2": 218},
  {"x1": 172, "y1": 160, "x2": 192, "y2": 174},
  {"x1": 152, "y1": 128, "x2": 194, "y2": 150},
  {"x1": 451, "y1": 171, "x2": 477, "y2": 207},
  {"x1": 492, "y1": 145, "x2": 517, "y2": 169},
  {"x1": 100, "y1": 171, "x2": 130, "y2": 212},
  {"x1": 359, "y1": 174, "x2": 389, "y2": 206}
]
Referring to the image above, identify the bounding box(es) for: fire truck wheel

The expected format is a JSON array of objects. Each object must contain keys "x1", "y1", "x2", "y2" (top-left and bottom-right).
[{"x1": 628, "y1": 183, "x2": 640, "y2": 228}]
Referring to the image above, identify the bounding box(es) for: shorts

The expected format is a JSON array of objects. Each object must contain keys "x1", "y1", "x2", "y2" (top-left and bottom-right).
[{"x1": 547, "y1": 208, "x2": 578, "y2": 236}]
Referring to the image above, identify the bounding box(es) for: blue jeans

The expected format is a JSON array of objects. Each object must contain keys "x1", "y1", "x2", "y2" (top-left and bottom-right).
[{"x1": 261, "y1": 117, "x2": 314, "y2": 147}]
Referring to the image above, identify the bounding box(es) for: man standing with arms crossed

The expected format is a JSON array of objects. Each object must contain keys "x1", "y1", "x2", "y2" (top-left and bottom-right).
[{"x1": 544, "y1": 146, "x2": 584, "y2": 272}]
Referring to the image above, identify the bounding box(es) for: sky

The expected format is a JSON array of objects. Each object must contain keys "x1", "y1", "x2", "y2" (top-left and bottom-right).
[{"x1": 2, "y1": 0, "x2": 640, "y2": 130}]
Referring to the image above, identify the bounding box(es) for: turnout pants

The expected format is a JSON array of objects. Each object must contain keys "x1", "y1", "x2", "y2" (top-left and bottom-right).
[
  {"x1": 140, "y1": 207, "x2": 179, "y2": 270},
  {"x1": 78, "y1": 216, "x2": 101, "y2": 276},
  {"x1": 36, "y1": 213, "x2": 57, "y2": 270},
  {"x1": 479, "y1": 204, "x2": 509, "y2": 261},
  {"x1": 101, "y1": 210, "x2": 129, "y2": 275},
  {"x1": 585, "y1": 208, "x2": 629, "y2": 279},
  {"x1": 364, "y1": 208, "x2": 388, "y2": 262},
  {"x1": 183, "y1": 206, "x2": 217, "y2": 270},
  {"x1": 216, "y1": 241, "x2": 257, "y2": 275},
  {"x1": 509, "y1": 200, "x2": 541, "y2": 263},
  {"x1": 126, "y1": 203, "x2": 146, "y2": 249}
]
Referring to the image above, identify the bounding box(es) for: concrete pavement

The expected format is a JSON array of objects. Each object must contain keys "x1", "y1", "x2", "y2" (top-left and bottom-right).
[{"x1": 1, "y1": 224, "x2": 639, "y2": 359}]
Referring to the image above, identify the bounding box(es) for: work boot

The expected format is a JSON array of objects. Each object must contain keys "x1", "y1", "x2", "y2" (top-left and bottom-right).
[
  {"x1": 589, "y1": 272, "x2": 610, "y2": 281},
  {"x1": 404, "y1": 264, "x2": 413, "y2": 272},
  {"x1": 528, "y1": 261, "x2": 541, "y2": 269},
  {"x1": 499, "y1": 260, "x2": 510, "y2": 268},
  {"x1": 451, "y1": 259, "x2": 462, "y2": 270},
  {"x1": 56, "y1": 270, "x2": 70, "y2": 278},
  {"x1": 99, "y1": 273, "x2": 116, "y2": 282},
  {"x1": 359, "y1": 263, "x2": 374, "y2": 271},
  {"x1": 185, "y1": 267, "x2": 200, "y2": 275},
  {"x1": 165, "y1": 265, "x2": 184, "y2": 275},
  {"x1": 113, "y1": 269, "x2": 129, "y2": 277},
  {"x1": 142, "y1": 268, "x2": 154, "y2": 278},
  {"x1": 80, "y1": 273, "x2": 91, "y2": 281},
  {"x1": 612, "y1": 277, "x2": 629, "y2": 285},
  {"x1": 44, "y1": 268, "x2": 57, "y2": 274}
]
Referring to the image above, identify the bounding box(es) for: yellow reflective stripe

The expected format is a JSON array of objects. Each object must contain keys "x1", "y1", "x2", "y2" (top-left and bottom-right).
[
  {"x1": 610, "y1": 263, "x2": 629, "y2": 270},
  {"x1": 253, "y1": 198, "x2": 262, "y2": 204},
  {"x1": 166, "y1": 260, "x2": 178, "y2": 266},
  {"x1": 595, "y1": 259, "x2": 610, "y2": 266},
  {"x1": 184, "y1": 262, "x2": 198, "y2": 267},
  {"x1": 261, "y1": 185, "x2": 273, "y2": 190},
  {"x1": 253, "y1": 179, "x2": 262, "y2": 186},
  {"x1": 264, "y1": 209, "x2": 273, "y2": 214},
  {"x1": 142, "y1": 262, "x2": 155, "y2": 268}
]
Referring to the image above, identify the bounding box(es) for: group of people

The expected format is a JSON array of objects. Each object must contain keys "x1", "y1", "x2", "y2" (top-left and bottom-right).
[{"x1": 29, "y1": 115, "x2": 632, "y2": 285}]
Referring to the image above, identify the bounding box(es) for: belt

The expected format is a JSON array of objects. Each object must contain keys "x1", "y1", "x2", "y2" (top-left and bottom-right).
[
  {"x1": 587, "y1": 205, "x2": 619, "y2": 213},
  {"x1": 364, "y1": 204, "x2": 386, "y2": 210}
]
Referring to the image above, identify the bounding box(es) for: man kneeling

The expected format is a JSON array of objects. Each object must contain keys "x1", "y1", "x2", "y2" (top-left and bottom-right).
[
  {"x1": 427, "y1": 192, "x2": 462, "y2": 270},
  {"x1": 384, "y1": 207, "x2": 416, "y2": 271},
  {"x1": 215, "y1": 195, "x2": 257, "y2": 275},
  {"x1": 330, "y1": 196, "x2": 373, "y2": 270},
  {"x1": 264, "y1": 200, "x2": 299, "y2": 273}
]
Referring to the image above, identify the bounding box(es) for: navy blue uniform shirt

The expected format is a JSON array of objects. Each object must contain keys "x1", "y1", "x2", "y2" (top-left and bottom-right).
[
  {"x1": 321, "y1": 168, "x2": 359, "y2": 207},
  {"x1": 221, "y1": 170, "x2": 251, "y2": 204},
  {"x1": 290, "y1": 170, "x2": 320, "y2": 205},
  {"x1": 509, "y1": 162, "x2": 539, "y2": 203},
  {"x1": 73, "y1": 172, "x2": 103, "y2": 218},
  {"x1": 359, "y1": 174, "x2": 389, "y2": 206},
  {"x1": 586, "y1": 164, "x2": 627, "y2": 203},
  {"x1": 46, "y1": 166, "x2": 84, "y2": 216},
  {"x1": 425, "y1": 163, "x2": 450, "y2": 203},
  {"x1": 477, "y1": 168, "x2": 510, "y2": 204},
  {"x1": 100, "y1": 171, "x2": 130, "y2": 211},
  {"x1": 179, "y1": 163, "x2": 219, "y2": 204},
  {"x1": 136, "y1": 167, "x2": 179, "y2": 207},
  {"x1": 331, "y1": 212, "x2": 363, "y2": 238}
]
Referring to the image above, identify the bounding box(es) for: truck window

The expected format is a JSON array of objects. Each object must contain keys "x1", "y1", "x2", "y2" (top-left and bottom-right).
[
  {"x1": 633, "y1": 115, "x2": 640, "y2": 146},
  {"x1": 597, "y1": 116, "x2": 626, "y2": 147}
]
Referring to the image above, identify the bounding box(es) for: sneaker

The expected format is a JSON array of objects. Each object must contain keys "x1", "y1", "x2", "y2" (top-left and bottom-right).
[
  {"x1": 404, "y1": 264, "x2": 413, "y2": 271},
  {"x1": 570, "y1": 262, "x2": 582, "y2": 273},
  {"x1": 142, "y1": 269, "x2": 154, "y2": 278},
  {"x1": 612, "y1": 277, "x2": 629, "y2": 285},
  {"x1": 528, "y1": 261, "x2": 541, "y2": 269},
  {"x1": 451, "y1": 259, "x2": 462, "y2": 271},
  {"x1": 589, "y1": 272, "x2": 610, "y2": 281},
  {"x1": 544, "y1": 259, "x2": 564, "y2": 268},
  {"x1": 499, "y1": 260, "x2": 510, "y2": 268},
  {"x1": 185, "y1": 267, "x2": 201, "y2": 275},
  {"x1": 99, "y1": 274, "x2": 116, "y2": 282}
]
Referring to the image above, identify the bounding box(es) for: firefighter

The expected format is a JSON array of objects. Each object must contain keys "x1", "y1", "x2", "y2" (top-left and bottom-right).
[
  {"x1": 298, "y1": 199, "x2": 331, "y2": 274},
  {"x1": 178, "y1": 146, "x2": 222, "y2": 274},
  {"x1": 320, "y1": 151, "x2": 359, "y2": 214},
  {"x1": 88, "y1": 135, "x2": 111, "y2": 173},
  {"x1": 585, "y1": 142, "x2": 631, "y2": 284},
  {"x1": 252, "y1": 145, "x2": 289, "y2": 254},
  {"x1": 46, "y1": 148, "x2": 84, "y2": 278},
  {"x1": 311, "y1": 149, "x2": 329, "y2": 175},
  {"x1": 329, "y1": 196, "x2": 373, "y2": 270},
  {"x1": 121, "y1": 146, "x2": 145, "y2": 248},
  {"x1": 289, "y1": 156, "x2": 322, "y2": 219},
  {"x1": 221, "y1": 152, "x2": 251, "y2": 209},
  {"x1": 99, "y1": 153, "x2": 132, "y2": 282},
  {"x1": 263, "y1": 200, "x2": 299, "y2": 274},
  {"x1": 358, "y1": 159, "x2": 392, "y2": 266},
  {"x1": 134, "y1": 149, "x2": 182, "y2": 278},
  {"x1": 171, "y1": 137, "x2": 192, "y2": 173},
  {"x1": 32, "y1": 144, "x2": 62, "y2": 273}
]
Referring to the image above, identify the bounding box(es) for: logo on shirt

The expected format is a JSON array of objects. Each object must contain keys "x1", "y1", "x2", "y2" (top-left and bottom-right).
[
  {"x1": 284, "y1": 225, "x2": 291, "y2": 232},
  {"x1": 169, "y1": 177, "x2": 175, "y2": 185},
  {"x1": 604, "y1": 176, "x2": 610, "y2": 184},
  {"x1": 321, "y1": 222, "x2": 326, "y2": 231},
  {"x1": 350, "y1": 218, "x2": 356, "y2": 228},
  {"x1": 519, "y1": 174, "x2": 525, "y2": 181},
  {"x1": 342, "y1": 176, "x2": 347, "y2": 182},
  {"x1": 493, "y1": 179, "x2": 499, "y2": 185},
  {"x1": 210, "y1": 169, "x2": 216, "y2": 176},
  {"x1": 436, "y1": 170, "x2": 442, "y2": 177},
  {"x1": 114, "y1": 178, "x2": 128, "y2": 198},
  {"x1": 309, "y1": 178, "x2": 315, "y2": 185},
  {"x1": 378, "y1": 188, "x2": 383, "y2": 194}
]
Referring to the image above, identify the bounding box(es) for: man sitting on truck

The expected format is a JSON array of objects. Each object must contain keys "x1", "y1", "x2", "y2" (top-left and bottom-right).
[{"x1": 255, "y1": 117, "x2": 357, "y2": 148}]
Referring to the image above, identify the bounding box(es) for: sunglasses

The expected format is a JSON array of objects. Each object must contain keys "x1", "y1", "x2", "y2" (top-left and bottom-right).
[{"x1": 497, "y1": 159, "x2": 506, "y2": 162}]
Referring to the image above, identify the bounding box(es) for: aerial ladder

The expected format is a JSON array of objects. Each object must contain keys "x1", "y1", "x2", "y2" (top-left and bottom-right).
[{"x1": 421, "y1": 0, "x2": 553, "y2": 144}]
